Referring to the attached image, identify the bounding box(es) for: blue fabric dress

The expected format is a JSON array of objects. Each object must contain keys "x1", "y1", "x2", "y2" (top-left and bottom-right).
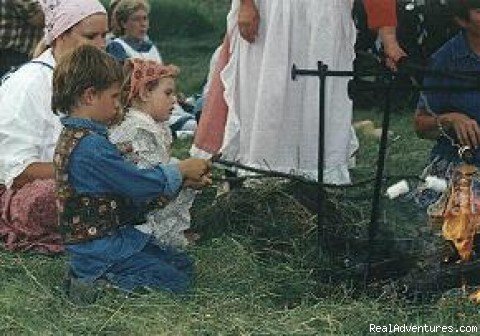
[{"x1": 62, "y1": 117, "x2": 193, "y2": 293}]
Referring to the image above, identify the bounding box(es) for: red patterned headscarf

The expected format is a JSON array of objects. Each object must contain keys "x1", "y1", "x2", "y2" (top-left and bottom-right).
[{"x1": 123, "y1": 58, "x2": 179, "y2": 106}]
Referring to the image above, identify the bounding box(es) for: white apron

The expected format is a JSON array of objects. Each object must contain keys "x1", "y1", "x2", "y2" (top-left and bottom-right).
[
  {"x1": 113, "y1": 37, "x2": 162, "y2": 62},
  {"x1": 219, "y1": 0, "x2": 357, "y2": 184}
]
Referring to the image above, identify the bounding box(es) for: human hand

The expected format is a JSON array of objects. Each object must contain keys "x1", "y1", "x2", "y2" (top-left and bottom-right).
[
  {"x1": 238, "y1": 0, "x2": 260, "y2": 43},
  {"x1": 439, "y1": 112, "x2": 480, "y2": 149},
  {"x1": 378, "y1": 27, "x2": 407, "y2": 71},
  {"x1": 183, "y1": 173, "x2": 213, "y2": 189},
  {"x1": 178, "y1": 158, "x2": 211, "y2": 181}
]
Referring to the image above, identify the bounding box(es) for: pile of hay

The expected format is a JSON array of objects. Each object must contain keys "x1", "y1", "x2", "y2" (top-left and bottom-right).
[
  {"x1": 191, "y1": 179, "x2": 370, "y2": 277},
  {"x1": 191, "y1": 177, "x2": 475, "y2": 301}
]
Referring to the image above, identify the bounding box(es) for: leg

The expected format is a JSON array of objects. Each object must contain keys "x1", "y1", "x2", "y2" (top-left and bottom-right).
[{"x1": 104, "y1": 242, "x2": 194, "y2": 293}]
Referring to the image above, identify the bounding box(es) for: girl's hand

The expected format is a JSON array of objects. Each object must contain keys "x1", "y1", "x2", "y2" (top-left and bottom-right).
[
  {"x1": 238, "y1": 0, "x2": 260, "y2": 43},
  {"x1": 440, "y1": 112, "x2": 480, "y2": 149}
]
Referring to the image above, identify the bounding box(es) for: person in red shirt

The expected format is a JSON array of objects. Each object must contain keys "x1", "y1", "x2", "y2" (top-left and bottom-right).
[{"x1": 363, "y1": 0, "x2": 407, "y2": 70}]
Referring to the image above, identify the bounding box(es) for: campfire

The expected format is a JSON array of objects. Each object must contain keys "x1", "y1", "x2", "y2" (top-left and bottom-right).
[{"x1": 429, "y1": 164, "x2": 480, "y2": 302}]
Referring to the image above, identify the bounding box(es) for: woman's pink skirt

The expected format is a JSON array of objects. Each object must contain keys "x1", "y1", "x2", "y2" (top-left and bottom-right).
[{"x1": 0, "y1": 179, "x2": 63, "y2": 254}]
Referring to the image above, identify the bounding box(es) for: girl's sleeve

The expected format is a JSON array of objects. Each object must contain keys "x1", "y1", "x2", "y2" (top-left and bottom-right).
[{"x1": 363, "y1": 0, "x2": 397, "y2": 30}]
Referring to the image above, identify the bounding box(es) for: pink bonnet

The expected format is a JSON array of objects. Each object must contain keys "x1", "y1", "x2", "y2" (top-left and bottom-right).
[{"x1": 39, "y1": 0, "x2": 106, "y2": 45}]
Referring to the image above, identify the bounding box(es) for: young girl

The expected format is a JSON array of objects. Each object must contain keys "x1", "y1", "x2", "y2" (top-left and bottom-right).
[
  {"x1": 110, "y1": 58, "x2": 197, "y2": 247},
  {"x1": 52, "y1": 45, "x2": 211, "y2": 300}
]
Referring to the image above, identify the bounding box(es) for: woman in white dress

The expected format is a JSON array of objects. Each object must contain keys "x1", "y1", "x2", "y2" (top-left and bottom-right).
[
  {"x1": 193, "y1": 0, "x2": 405, "y2": 185},
  {"x1": 192, "y1": 0, "x2": 358, "y2": 184}
]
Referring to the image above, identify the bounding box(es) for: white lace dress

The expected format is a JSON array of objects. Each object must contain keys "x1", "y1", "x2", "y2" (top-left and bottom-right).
[{"x1": 109, "y1": 109, "x2": 195, "y2": 247}]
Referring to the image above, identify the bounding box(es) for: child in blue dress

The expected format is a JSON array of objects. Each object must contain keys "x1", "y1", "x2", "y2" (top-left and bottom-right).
[{"x1": 51, "y1": 45, "x2": 211, "y2": 301}]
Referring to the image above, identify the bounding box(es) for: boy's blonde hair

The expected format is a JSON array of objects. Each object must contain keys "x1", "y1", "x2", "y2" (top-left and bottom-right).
[
  {"x1": 52, "y1": 44, "x2": 124, "y2": 114},
  {"x1": 114, "y1": 0, "x2": 150, "y2": 36}
]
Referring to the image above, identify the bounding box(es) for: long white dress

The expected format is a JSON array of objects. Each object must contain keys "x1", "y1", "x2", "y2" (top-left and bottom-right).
[
  {"x1": 193, "y1": 0, "x2": 357, "y2": 184},
  {"x1": 109, "y1": 109, "x2": 196, "y2": 247}
]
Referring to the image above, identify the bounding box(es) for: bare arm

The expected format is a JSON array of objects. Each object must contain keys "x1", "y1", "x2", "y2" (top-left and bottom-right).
[
  {"x1": 363, "y1": 0, "x2": 406, "y2": 71},
  {"x1": 378, "y1": 26, "x2": 407, "y2": 71},
  {"x1": 414, "y1": 109, "x2": 480, "y2": 148},
  {"x1": 12, "y1": 163, "x2": 54, "y2": 189},
  {"x1": 238, "y1": 0, "x2": 260, "y2": 43},
  {"x1": 414, "y1": 108, "x2": 442, "y2": 140}
]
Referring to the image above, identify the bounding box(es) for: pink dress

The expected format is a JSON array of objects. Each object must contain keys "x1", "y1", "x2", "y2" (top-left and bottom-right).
[{"x1": 0, "y1": 180, "x2": 62, "y2": 253}]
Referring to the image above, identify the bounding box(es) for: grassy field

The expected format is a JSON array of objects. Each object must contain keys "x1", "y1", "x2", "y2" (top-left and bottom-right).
[{"x1": 3, "y1": 1, "x2": 480, "y2": 335}]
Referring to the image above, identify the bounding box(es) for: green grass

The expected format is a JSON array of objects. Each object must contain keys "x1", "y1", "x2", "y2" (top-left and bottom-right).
[
  {"x1": 148, "y1": 0, "x2": 231, "y2": 94},
  {"x1": 4, "y1": 1, "x2": 480, "y2": 335},
  {"x1": 159, "y1": 36, "x2": 220, "y2": 95}
]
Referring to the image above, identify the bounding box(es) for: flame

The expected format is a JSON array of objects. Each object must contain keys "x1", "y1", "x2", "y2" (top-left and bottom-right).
[
  {"x1": 429, "y1": 164, "x2": 480, "y2": 303},
  {"x1": 469, "y1": 289, "x2": 480, "y2": 303},
  {"x1": 441, "y1": 165, "x2": 480, "y2": 262}
]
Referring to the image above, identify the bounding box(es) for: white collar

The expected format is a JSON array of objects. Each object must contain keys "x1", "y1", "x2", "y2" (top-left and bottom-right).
[
  {"x1": 127, "y1": 108, "x2": 156, "y2": 125},
  {"x1": 35, "y1": 48, "x2": 56, "y2": 68}
]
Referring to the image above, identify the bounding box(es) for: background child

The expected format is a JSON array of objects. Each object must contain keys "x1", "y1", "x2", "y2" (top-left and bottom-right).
[
  {"x1": 110, "y1": 58, "x2": 197, "y2": 247},
  {"x1": 106, "y1": 0, "x2": 161, "y2": 62},
  {"x1": 52, "y1": 45, "x2": 211, "y2": 301}
]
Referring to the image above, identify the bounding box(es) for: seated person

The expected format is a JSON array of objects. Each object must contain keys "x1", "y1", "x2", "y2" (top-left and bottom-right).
[
  {"x1": 110, "y1": 58, "x2": 198, "y2": 247},
  {"x1": 106, "y1": 0, "x2": 161, "y2": 62},
  {"x1": 51, "y1": 45, "x2": 211, "y2": 298},
  {"x1": 414, "y1": 0, "x2": 480, "y2": 206},
  {"x1": 414, "y1": 0, "x2": 480, "y2": 264},
  {"x1": 0, "y1": 0, "x2": 108, "y2": 254}
]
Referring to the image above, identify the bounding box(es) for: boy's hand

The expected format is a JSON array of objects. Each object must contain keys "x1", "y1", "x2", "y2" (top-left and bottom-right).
[
  {"x1": 184, "y1": 173, "x2": 213, "y2": 189},
  {"x1": 178, "y1": 158, "x2": 211, "y2": 181}
]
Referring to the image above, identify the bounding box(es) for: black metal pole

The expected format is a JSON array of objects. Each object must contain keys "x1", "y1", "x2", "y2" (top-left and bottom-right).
[
  {"x1": 292, "y1": 62, "x2": 480, "y2": 283},
  {"x1": 365, "y1": 84, "x2": 392, "y2": 284},
  {"x1": 317, "y1": 61, "x2": 328, "y2": 262},
  {"x1": 292, "y1": 63, "x2": 328, "y2": 265}
]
